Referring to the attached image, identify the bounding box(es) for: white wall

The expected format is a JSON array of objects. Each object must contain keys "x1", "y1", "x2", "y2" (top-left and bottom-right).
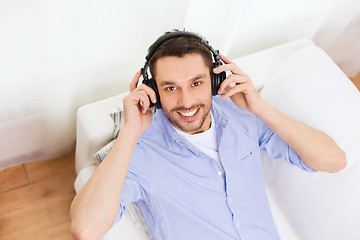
[{"x1": 0, "y1": 0, "x2": 359, "y2": 168}]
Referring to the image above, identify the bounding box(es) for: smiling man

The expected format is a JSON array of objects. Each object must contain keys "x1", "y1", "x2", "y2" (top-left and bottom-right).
[
  {"x1": 70, "y1": 30, "x2": 346, "y2": 240},
  {"x1": 155, "y1": 53, "x2": 212, "y2": 134}
]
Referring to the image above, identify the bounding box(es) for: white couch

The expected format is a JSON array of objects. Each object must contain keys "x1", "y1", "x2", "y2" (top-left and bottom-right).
[{"x1": 74, "y1": 39, "x2": 360, "y2": 239}]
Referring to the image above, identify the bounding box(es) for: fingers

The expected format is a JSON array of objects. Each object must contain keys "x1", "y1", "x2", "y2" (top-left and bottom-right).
[
  {"x1": 212, "y1": 54, "x2": 251, "y2": 98},
  {"x1": 130, "y1": 84, "x2": 157, "y2": 113},
  {"x1": 137, "y1": 90, "x2": 152, "y2": 113},
  {"x1": 213, "y1": 63, "x2": 246, "y2": 76},
  {"x1": 124, "y1": 89, "x2": 152, "y2": 114},
  {"x1": 213, "y1": 54, "x2": 246, "y2": 76},
  {"x1": 218, "y1": 74, "x2": 247, "y2": 95},
  {"x1": 129, "y1": 70, "x2": 142, "y2": 92},
  {"x1": 126, "y1": 70, "x2": 157, "y2": 114},
  {"x1": 134, "y1": 84, "x2": 157, "y2": 104},
  {"x1": 220, "y1": 83, "x2": 248, "y2": 100},
  {"x1": 219, "y1": 54, "x2": 232, "y2": 64}
]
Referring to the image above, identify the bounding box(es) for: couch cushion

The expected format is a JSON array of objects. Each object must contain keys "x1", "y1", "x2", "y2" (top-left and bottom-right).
[{"x1": 260, "y1": 45, "x2": 360, "y2": 239}]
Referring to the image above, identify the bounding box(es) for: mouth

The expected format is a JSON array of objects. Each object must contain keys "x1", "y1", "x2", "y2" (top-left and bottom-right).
[{"x1": 177, "y1": 107, "x2": 200, "y2": 121}]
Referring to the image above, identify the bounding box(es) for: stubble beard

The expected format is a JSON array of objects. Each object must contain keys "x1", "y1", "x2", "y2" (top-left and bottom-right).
[{"x1": 163, "y1": 103, "x2": 211, "y2": 134}]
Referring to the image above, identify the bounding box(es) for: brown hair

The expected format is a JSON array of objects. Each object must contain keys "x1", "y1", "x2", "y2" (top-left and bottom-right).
[{"x1": 148, "y1": 30, "x2": 213, "y2": 79}]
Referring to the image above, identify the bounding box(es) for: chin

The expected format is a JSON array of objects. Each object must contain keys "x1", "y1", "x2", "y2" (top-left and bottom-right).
[{"x1": 166, "y1": 106, "x2": 211, "y2": 134}]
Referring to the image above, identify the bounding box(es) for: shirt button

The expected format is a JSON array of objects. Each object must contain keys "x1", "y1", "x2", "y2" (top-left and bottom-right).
[
  {"x1": 236, "y1": 223, "x2": 240, "y2": 228},
  {"x1": 229, "y1": 197, "x2": 233, "y2": 202},
  {"x1": 217, "y1": 171, "x2": 222, "y2": 176}
]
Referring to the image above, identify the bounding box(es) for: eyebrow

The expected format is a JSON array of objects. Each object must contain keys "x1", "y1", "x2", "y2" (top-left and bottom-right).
[{"x1": 158, "y1": 74, "x2": 206, "y2": 87}]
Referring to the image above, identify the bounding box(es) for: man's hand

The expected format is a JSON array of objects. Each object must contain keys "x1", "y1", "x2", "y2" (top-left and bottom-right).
[
  {"x1": 213, "y1": 54, "x2": 265, "y2": 115},
  {"x1": 122, "y1": 70, "x2": 156, "y2": 139}
]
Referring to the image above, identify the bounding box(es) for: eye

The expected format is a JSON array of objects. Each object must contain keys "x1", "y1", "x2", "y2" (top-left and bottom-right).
[
  {"x1": 165, "y1": 86, "x2": 177, "y2": 91},
  {"x1": 192, "y1": 81, "x2": 202, "y2": 87}
]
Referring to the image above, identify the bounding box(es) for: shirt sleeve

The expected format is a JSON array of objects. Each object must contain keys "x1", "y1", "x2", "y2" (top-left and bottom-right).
[
  {"x1": 111, "y1": 146, "x2": 149, "y2": 226},
  {"x1": 256, "y1": 117, "x2": 316, "y2": 172}
]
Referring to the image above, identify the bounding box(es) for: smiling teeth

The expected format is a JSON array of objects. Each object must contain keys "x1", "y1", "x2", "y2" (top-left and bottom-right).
[{"x1": 180, "y1": 109, "x2": 197, "y2": 117}]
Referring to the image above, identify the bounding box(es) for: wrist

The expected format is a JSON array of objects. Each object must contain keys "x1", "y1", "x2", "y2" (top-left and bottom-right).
[
  {"x1": 254, "y1": 101, "x2": 283, "y2": 129},
  {"x1": 251, "y1": 99, "x2": 271, "y2": 117},
  {"x1": 117, "y1": 125, "x2": 142, "y2": 146}
]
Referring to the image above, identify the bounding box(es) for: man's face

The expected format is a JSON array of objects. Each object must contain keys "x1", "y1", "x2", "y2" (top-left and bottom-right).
[{"x1": 154, "y1": 53, "x2": 212, "y2": 134}]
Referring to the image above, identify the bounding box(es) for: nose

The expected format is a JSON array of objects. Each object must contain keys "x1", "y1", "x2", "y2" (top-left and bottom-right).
[{"x1": 178, "y1": 88, "x2": 194, "y2": 109}]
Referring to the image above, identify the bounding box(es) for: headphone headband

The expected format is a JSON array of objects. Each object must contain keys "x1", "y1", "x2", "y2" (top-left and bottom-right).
[{"x1": 145, "y1": 31, "x2": 221, "y2": 64}]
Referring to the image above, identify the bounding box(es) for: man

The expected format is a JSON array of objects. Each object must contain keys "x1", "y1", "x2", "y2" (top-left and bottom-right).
[{"x1": 70, "y1": 30, "x2": 346, "y2": 240}]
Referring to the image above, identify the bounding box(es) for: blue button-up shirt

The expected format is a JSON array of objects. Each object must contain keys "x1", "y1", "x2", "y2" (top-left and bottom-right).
[{"x1": 113, "y1": 96, "x2": 315, "y2": 240}]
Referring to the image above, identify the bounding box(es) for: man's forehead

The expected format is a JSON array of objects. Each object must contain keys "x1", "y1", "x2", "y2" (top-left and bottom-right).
[{"x1": 154, "y1": 54, "x2": 210, "y2": 81}]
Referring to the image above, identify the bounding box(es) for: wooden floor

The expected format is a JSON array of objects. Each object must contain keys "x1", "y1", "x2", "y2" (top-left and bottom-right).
[
  {"x1": 349, "y1": 72, "x2": 360, "y2": 92},
  {"x1": 0, "y1": 73, "x2": 359, "y2": 240},
  {"x1": 0, "y1": 151, "x2": 76, "y2": 240}
]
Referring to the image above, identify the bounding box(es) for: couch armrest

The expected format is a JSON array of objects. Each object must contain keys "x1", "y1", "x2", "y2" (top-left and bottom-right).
[{"x1": 75, "y1": 92, "x2": 129, "y2": 174}]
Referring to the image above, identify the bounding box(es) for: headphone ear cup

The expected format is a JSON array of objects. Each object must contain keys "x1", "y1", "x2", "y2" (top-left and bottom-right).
[
  {"x1": 211, "y1": 63, "x2": 226, "y2": 96},
  {"x1": 142, "y1": 68, "x2": 161, "y2": 109},
  {"x1": 148, "y1": 78, "x2": 161, "y2": 109}
]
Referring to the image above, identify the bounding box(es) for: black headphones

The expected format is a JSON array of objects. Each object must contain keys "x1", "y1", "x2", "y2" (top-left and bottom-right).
[{"x1": 141, "y1": 31, "x2": 226, "y2": 109}]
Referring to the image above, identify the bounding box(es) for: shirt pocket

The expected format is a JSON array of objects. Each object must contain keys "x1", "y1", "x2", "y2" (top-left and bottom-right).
[
  {"x1": 235, "y1": 147, "x2": 262, "y2": 175},
  {"x1": 239, "y1": 149, "x2": 255, "y2": 160},
  {"x1": 238, "y1": 146, "x2": 257, "y2": 161}
]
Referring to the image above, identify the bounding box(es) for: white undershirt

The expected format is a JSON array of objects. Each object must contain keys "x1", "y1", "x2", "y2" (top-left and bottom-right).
[{"x1": 175, "y1": 112, "x2": 223, "y2": 169}]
